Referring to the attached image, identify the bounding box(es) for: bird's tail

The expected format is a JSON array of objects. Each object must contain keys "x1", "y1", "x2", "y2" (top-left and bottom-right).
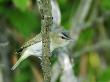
[{"x1": 11, "y1": 57, "x2": 23, "y2": 70}]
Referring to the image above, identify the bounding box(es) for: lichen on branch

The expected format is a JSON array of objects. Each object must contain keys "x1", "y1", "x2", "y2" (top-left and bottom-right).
[{"x1": 36, "y1": 0, "x2": 53, "y2": 82}]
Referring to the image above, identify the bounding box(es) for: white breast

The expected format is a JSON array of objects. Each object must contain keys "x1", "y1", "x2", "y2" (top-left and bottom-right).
[{"x1": 23, "y1": 41, "x2": 54, "y2": 57}]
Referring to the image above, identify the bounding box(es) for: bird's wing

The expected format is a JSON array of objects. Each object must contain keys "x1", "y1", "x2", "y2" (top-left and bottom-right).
[{"x1": 16, "y1": 33, "x2": 42, "y2": 54}]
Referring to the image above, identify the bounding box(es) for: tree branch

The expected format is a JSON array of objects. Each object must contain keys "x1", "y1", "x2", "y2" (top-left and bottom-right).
[
  {"x1": 37, "y1": 0, "x2": 53, "y2": 82},
  {"x1": 70, "y1": 0, "x2": 93, "y2": 36},
  {"x1": 73, "y1": 40, "x2": 110, "y2": 58},
  {"x1": 0, "y1": 17, "x2": 13, "y2": 82}
]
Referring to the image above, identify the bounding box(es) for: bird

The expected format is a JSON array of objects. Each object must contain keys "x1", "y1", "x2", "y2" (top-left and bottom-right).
[{"x1": 11, "y1": 31, "x2": 72, "y2": 70}]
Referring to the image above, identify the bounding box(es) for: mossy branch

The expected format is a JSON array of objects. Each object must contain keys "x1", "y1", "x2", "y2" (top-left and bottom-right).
[{"x1": 37, "y1": 0, "x2": 53, "y2": 82}]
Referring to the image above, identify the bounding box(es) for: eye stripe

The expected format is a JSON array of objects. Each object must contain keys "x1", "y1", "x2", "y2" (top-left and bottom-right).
[{"x1": 61, "y1": 32, "x2": 70, "y2": 39}]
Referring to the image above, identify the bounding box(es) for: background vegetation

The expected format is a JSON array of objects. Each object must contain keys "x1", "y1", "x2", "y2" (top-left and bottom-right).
[{"x1": 0, "y1": 0, "x2": 110, "y2": 82}]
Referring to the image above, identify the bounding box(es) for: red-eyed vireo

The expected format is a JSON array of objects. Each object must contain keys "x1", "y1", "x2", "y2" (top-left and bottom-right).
[{"x1": 11, "y1": 31, "x2": 72, "y2": 70}]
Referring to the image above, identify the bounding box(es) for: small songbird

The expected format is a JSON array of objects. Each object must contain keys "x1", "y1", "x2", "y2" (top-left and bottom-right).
[{"x1": 11, "y1": 31, "x2": 72, "y2": 70}]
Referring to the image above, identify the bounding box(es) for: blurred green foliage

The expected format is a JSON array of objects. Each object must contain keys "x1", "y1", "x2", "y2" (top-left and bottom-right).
[
  {"x1": 75, "y1": 28, "x2": 94, "y2": 50},
  {"x1": 14, "y1": 60, "x2": 32, "y2": 82},
  {"x1": 0, "y1": 0, "x2": 110, "y2": 82},
  {"x1": 100, "y1": 0, "x2": 110, "y2": 10},
  {"x1": 98, "y1": 67, "x2": 110, "y2": 82},
  {"x1": 12, "y1": 0, "x2": 30, "y2": 11},
  {"x1": 7, "y1": 10, "x2": 39, "y2": 37},
  {"x1": 0, "y1": 0, "x2": 40, "y2": 38}
]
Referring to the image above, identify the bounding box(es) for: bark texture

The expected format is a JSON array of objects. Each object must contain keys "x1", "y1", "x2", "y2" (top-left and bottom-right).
[{"x1": 37, "y1": 0, "x2": 53, "y2": 82}]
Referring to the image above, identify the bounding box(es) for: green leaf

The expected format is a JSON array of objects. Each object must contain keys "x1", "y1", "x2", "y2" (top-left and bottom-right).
[
  {"x1": 0, "y1": 0, "x2": 9, "y2": 4},
  {"x1": 9, "y1": 11, "x2": 38, "y2": 37},
  {"x1": 15, "y1": 60, "x2": 32, "y2": 82},
  {"x1": 12, "y1": 0, "x2": 30, "y2": 11},
  {"x1": 4, "y1": 9, "x2": 40, "y2": 38},
  {"x1": 0, "y1": 0, "x2": 4, "y2": 2},
  {"x1": 98, "y1": 67, "x2": 110, "y2": 82},
  {"x1": 75, "y1": 28, "x2": 94, "y2": 50},
  {"x1": 100, "y1": 0, "x2": 110, "y2": 10}
]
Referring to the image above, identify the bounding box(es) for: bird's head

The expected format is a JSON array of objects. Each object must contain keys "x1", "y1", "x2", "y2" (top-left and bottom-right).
[{"x1": 50, "y1": 31, "x2": 73, "y2": 48}]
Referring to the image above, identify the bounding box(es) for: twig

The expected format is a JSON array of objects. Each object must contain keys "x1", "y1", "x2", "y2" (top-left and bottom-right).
[
  {"x1": 68, "y1": 0, "x2": 93, "y2": 49},
  {"x1": 0, "y1": 42, "x2": 9, "y2": 46},
  {"x1": 51, "y1": 0, "x2": 61, "y2": 25},
  {"x1": 31, "y1": 65, "x2": 43, "y2": 82},
  {"x1": 59, "y1": 51, "x2": 77, "y2": 82},
  {"x1": 37, "y1": 0, "x2": 53, "y2": 82},
  {"x1": 0, "y1": 18, "x2": 12, "y2": 82},
  {"x1": 73, "y1": 40, "x2": 110, "y2": 58},
  {"x1": 51, "y1": 49, "x2": 77, "y2": 82},
  {"x1": 70, "y1": 0, "x2": 93, "y2": 36}
]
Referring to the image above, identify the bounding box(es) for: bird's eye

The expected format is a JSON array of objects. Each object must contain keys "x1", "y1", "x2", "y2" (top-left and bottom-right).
[{"x1": 61, "y1": 36, "x2": 65, "y2": 39}]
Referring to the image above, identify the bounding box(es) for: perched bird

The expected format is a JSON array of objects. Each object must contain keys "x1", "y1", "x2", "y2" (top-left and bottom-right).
[{"x1": 11, "y1": 31, "x2": 72, "y2": 70}]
